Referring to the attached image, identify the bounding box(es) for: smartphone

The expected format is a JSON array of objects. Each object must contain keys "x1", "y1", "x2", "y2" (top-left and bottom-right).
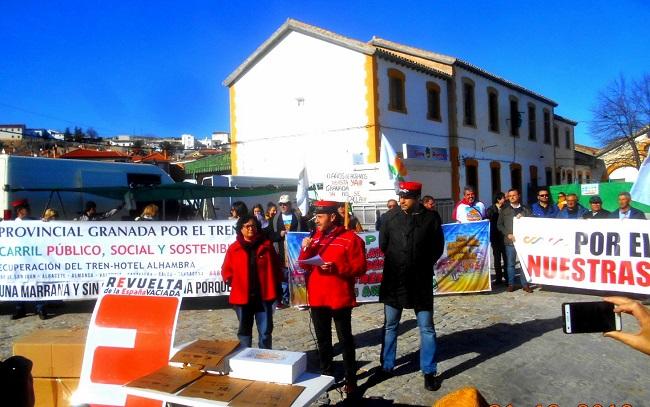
[{"x1": 562, "y1": 301, "x2": 622, "y2": 334}]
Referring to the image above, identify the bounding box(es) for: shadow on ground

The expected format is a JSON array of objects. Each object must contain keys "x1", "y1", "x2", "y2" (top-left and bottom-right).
[{"x1": 356, "y1": 316, "x2": 563, "y2": 398}]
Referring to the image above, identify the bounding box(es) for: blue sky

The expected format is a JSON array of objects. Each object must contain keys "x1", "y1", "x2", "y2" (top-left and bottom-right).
[{"x1": 1, "y1": 1, "x2": 648, "y2": 146}]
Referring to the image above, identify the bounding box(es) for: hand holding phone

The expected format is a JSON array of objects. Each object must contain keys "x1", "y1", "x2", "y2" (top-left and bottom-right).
[
  {"x1": 603, "y1": 296, "x2": 650, "y2": 356},
  {"x1": 562, "y1": 301, "x2": 622, "y2": 334}
]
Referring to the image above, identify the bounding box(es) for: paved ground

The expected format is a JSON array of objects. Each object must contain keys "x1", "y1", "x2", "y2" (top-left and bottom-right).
[{"x1": 2, "y1": 284, "x2": 648, "y2": 406}]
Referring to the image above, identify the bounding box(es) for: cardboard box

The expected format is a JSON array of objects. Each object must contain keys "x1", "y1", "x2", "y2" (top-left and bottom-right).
[
  {"x1": 229, "y1": 381, "x2": 305, "y2": 407},
  {"x1": 229, "y1": 348, "x2": 307, "y2": 384},
  {"x1": 126, "y1": 365, "x2": 204, "y2": 394},
  {"x1": 13, "y1": 329, "x2": 86, "y2": 378},
  {"x1": 33, "y1": 378, "x2": 79, "y2": 407},
  {"x1": 178, "y1": 374, "x2": 252, "y2": 402},
  {"x1": 170, "y1": 339, "x2": 240, "y2": 372}
]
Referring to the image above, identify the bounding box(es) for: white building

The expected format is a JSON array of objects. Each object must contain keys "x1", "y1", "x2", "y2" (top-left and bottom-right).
[
  {"x1": 212, "y1": 131, "x2": 229, "y2": 146},
  {"x1": 181, "y1": 134, "x2": 196, "y2": 150},
  {"x1": 224, "y1": 19, "x2": 577, "y2": 205},
  {"x1": 0, "y1": 124, "x2": 25, "y2": 141}
]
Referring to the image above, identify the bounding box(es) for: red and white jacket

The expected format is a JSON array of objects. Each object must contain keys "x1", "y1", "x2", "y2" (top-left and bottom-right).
[{"x1": 299, "y1": 226, "x2": 367, "y2": 309}]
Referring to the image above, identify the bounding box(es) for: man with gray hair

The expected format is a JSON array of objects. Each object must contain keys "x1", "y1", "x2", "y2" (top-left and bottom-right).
[{"x1": 608, "y1": 192, "x2": 646, "y2": 219}]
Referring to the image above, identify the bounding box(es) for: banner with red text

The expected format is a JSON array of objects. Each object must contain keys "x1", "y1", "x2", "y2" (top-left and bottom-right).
[
  {"x1": 514, "y1": 218, "x2": 650, "y2": 294},
  {"x1": 286, "y1": 231, "x2": 383, "y2": 306},
  {"x1": 0, "y1": 221, "x2": 236, "y2": 301}
]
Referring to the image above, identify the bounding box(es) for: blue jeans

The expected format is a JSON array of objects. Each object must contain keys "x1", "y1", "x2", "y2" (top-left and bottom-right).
[
  {"x1": 381, "y1": 304, "x2": 437, "y2": 374},
  {"x1": 234, "y1": 301, "x2": 274, "y2": 349},
  {"x1": 505, "y1": 245, "x2": 529, "y2": 287}
]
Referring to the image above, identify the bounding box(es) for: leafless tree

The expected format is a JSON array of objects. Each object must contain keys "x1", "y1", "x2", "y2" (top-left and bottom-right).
[{"x1": 590, "y1": 73, "x2": 650, "y2": 169}]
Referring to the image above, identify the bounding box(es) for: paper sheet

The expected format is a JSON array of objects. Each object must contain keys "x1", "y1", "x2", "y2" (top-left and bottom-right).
[{"x1": 298, "y1": 255, "x2": 325, "y2": 266}]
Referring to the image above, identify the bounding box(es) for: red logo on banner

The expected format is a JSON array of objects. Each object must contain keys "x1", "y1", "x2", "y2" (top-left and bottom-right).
[{"x1": 77, "y1": 293, "x2": 181, "y2": 406}]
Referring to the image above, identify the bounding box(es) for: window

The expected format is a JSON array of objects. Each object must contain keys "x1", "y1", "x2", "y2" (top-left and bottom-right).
[
  {"x1": 528, "y1": 103, "x2": 536, "y2": 141},
  {"x1": 510, "y1": 163, "x2": 522, "y2": 193},
  {"x1": 509, "y1": 97, "x2": 519, "y2": 137},
  {"x1": 465, "y1": 159, "x2": 479, "y2": 198},
  {"x1": 490, "y1": 161, "x2": 501, "y2": 197},
  {"x1": 567, "y1": 170, "x2": 573, "y2": 184},
  {"x1": 487, "y1": 88, "x2": 499, "y2": 133},
  {"x1": 543, "y1": 109, "x2": 551, "y2": 144},
  {"x1": 388, "y1": 69, "x2": 406, "y2": 113},
  {"x1": 426, "y1": 82, "x2": 441, "y2": 121},
  {"x1": 585, "y1": 172, "x2": 591, "y2": 183},
  {"x1": 545, "y1": 167, "x2": 553, "y2": 186},
  {"x1": 565, "y1": 129, "x2": 571, "y2": 149},
  {"x1": 462, "y1": 78, "x2": 476, "y2": 127},
  {"x1": 555, "y1": 168, "x2": 561, "y2": 185},
  {"x1": 577, "y1": 171, "x2": 583, "y2": 184},
  {"x1": 553, "y1": 125, "x2": 559, "y2": 147}
]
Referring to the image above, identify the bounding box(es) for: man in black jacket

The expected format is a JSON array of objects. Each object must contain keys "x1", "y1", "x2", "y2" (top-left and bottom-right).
[
  {"x1": 582, "y1": 195, "x2": 610, "y2": 219},
  {"x1": 377, "y1": 181, "x2": 445, "y2": 391}
]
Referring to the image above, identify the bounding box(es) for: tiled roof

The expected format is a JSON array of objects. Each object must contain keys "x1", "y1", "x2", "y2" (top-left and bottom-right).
[
  {"x1": 554, "y1": 114, "x2": 578, "y2": 126},
  {"x1": 224, "y1": 19, "x2": 559, "y2": 108},
  {"x1": 60, "y1": 149, "x2": 127, "y2": 159},
  {"x1": 574, "y1": 144, "x2": 600, "y2": 156},
  {"x1": 371, "y1": 37, "x2": 557, "y2": 107},
  {"x1": 132, "y1": 152, "x2": 169, "y2": 162},
  {"x1": 374, "y1": 48, "x2": 452, "y2": 78}
]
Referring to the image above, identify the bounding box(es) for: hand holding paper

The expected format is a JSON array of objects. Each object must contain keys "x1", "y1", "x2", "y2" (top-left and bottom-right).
[{"x1": 299, "y1": 255, "x2": 325, "y2": 266}]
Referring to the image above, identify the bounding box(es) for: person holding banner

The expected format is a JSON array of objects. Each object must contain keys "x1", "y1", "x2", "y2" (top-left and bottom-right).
[
  {"x1": 377, "y1": 181, "x2": 445, "y2": 391},
  {"x1": 270, "y1": 195, "x2": 307, "y2": 308},
  {"x1": 299, "y1": 201, "x2": 367, "y2": 398},
  {"x1": 556, "y1": 193, "x2": 587, "y2": 219},
  {"x1": 221, "y1": 214, "x2": 282, "y2": 349},
  {"x1": 531, "y1": 187, "x2": 558, "y2": 218},
  {"x1": 497, "y1": 188, "x2": 533, "y2": 293},
  {"x1": 453, "y1": 186, "x2": 486, "y2": 223},
  {"x1": 608, "y1": 192, "x2": 646, "y2": 219},
  {"x1": 582, "y1": 195, "x2": 610, "y2": 219}
]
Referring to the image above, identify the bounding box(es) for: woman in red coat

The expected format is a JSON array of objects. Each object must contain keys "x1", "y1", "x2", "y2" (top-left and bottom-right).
[
  {"x1": 299, "y1": 201, "x2": 367, "y2": 398},
  {"x1": 222, "y1": 214, "x2": 282, "y2": 349}
]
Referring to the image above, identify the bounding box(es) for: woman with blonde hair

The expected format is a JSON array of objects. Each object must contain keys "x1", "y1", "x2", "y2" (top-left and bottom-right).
[{"x1": 135, "y1": 204, "x2": 158, "y2": 221}]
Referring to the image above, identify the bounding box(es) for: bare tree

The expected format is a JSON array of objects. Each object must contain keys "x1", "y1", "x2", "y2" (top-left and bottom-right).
[{"x1": 591, "y1": 73, "x2": 650, "y2": 169}]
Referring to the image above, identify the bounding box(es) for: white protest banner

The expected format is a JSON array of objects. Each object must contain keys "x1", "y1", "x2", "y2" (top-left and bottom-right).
[
  {"x1": 0, "y1": 220, "x2": 237, "y2": 301},
  {"x1": 514, "y1": 217, "x2": 650, "y2": 294},
  {"x1": 322, "y1": 171, "x2": 370, "y2": 203}
]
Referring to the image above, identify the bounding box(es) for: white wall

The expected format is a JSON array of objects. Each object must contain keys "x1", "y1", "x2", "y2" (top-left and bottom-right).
[
  {"x1": 232, "y1": 31, "x2": 371, "y2": 182},
  {"x1": 374, "y1": 58, "x2": 452, "y2": 199},
  {"x1": 453, "y1": 67, "x2": 567, "y2": 203}
]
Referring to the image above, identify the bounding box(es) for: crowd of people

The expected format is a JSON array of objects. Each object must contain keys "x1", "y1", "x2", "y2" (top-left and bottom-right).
[{"x1": 4, "y1": 183, "x2": 650, "y2": 403}]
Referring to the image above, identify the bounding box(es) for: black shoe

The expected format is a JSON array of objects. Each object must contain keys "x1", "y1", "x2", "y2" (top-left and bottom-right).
[
  {"x1": 37, "y1": 309, "x2": 48, "y2": 320},
  {"x1": 424, "y1": 372, "x2": 441, "y2": 391},
  {"x1": 11, "y1": 311, "x2": 26, "y2": 320}
]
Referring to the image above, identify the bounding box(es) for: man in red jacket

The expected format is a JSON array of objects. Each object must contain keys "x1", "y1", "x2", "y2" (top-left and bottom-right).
[{"x1": 299, "y1": 201, "x2": 367, "y2": 398}]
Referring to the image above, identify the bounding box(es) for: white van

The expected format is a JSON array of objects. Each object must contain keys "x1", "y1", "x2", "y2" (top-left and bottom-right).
[{"x1": 0, "y1": 154, "x2": 174, "y2": 220}]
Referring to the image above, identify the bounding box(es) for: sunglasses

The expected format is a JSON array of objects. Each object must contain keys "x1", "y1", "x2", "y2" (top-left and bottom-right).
[
  {"x1": 538, "y1": 194, "x2": 549, "y2": 197},
  {"x1": 279, "y1": 203, "x2": 289, "y2": 206},
  {"x1": 242, "y1": 224, "x2": 257, "y2": 229}
]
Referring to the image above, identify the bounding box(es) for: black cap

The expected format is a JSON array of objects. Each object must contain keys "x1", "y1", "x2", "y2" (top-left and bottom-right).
[{"x1": 589, "y1": 195, "x2": 602, "y2": 204}]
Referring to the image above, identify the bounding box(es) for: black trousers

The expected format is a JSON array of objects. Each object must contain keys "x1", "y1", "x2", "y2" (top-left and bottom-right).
[
  {"x1": 491, "y1": 241, "x2": 507, "y2": 282},
  {"x1": 310, "y1": 307, "x2": 357, "y2": 382}
]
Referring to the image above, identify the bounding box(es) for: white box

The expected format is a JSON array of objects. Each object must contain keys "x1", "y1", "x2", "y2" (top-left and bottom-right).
[{"x1": 228, "y1": 348, "x2": 307, "y2": 384}]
